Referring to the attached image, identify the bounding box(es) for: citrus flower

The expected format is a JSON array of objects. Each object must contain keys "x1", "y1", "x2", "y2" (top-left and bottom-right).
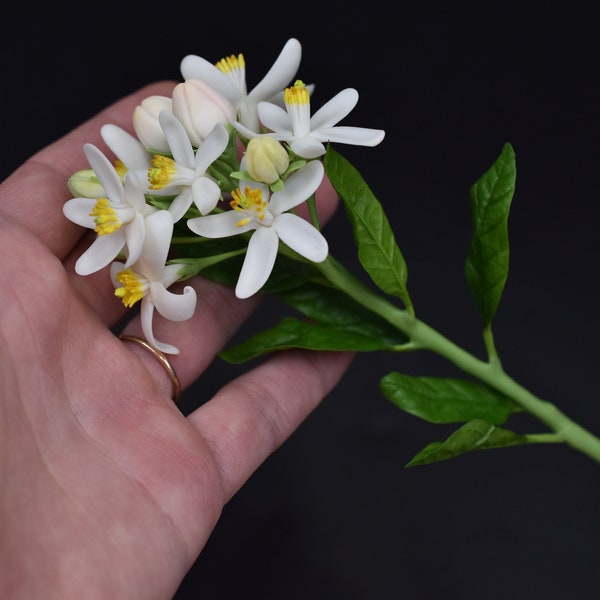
[
  {"x1": 179, "y1": 38, "x2": 302, "y2": 133},
  {"x1": 186, "y1": 159, "x2": 327, "y2": 299},
  {"x1": 147, "y1": 112, "x2": 229, "y2": 221},
  {"x1": 110, "y1": 210, "x2": 197, "y2": 355},
  {"x1": 233, "y1": 80, "x2": 386, "y2": 159},
  {"x1": 63, "y1": 144, "x2": 157, "y2": 275}
]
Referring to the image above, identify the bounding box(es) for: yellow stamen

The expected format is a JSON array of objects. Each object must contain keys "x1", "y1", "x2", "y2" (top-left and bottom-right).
[
  {"x1": 114, "y1": 268, "x2": 148, "y2": 308},
  {"x1": 230, "y1": 186, "x2": 268, "y2": 226},
  {"x1": 284, "y1": 80, "x2": 310, "y2": 105},
  {"x1": 215, "y1": 53, "x2": 245, "y2": 74},
  {"x1": 89, "y1": 198, "x2": 120, "y2": 235},
  {"x1": 148, "y1": 155, "x2": 177, "y2": 190}
]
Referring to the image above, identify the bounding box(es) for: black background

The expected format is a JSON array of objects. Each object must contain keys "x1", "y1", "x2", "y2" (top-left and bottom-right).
[{"x1": 2, "y1": 4, "x2": 599, "y2": 599}]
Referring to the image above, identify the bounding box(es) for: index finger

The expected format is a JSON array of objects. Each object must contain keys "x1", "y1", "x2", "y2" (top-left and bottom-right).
[{"x1": 0, "y1": 81, "x2": 176, "y2": 259}]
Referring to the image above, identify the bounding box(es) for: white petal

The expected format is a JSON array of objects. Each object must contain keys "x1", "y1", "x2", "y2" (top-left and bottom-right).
[
  {"x1": 191, "y1": 178, "x2": 221, "y2": 215},
  {"x1": 310, "y1": 88, "x2": 359, "y2": 130},
  {"x1": 235, "y1": 227, "x2": 279, "y2": 298},
  {"x1": 83, "y1": 144, "x2": 124, "y2": 204},
  {"x1": 150, "y1": 281, "x2": 197, "y2": 321},
  {"x1": 274, "y1": 213, "x2": 329, "y2": 263},
  {"x1": 187, "y1": 210, "x2": 252, "y2": 238},
  {"x1": 101, "y1": 124, "x2": 151, "y2": 171},
  {"x1": 139, "y1": 211, "x2": 174, "y2": 280},
  {"x1": 289, "y1": 137, "x2": 326, "y2": 159},
  {"x1": 313, "y1": 125, "x2": 385, "y2": 147},
  {"x1": 269, "y1": 160, "x2": 324, "y2": 214},
  {"x1": 194, "y1": 123, "x2": 229, "y2": 173},
  {"x1": 179, "y1": 55, "x2": 242, "y2": 105},
  {"x1": 169, "y1": 189, "x2": 193, "y2": 223},
  {"x1": 140, "y1": 297, "x2": 181, "y2": 355},
  {"x1": 63, "y1": 198, "x2": 98, "y2": 228},
  {"x1": 247, "y1": 38, "x2": 302, "y2": 102},
  {"x1": 75, "y1": 231, "x2": 126, "y2": 275},
  {"x1": 123, "y1": 212, "x2": 146, "y2": 267},
  {"x1": 159, "y1": 111, "x2": 195, "y2": 168},
  {"x1": 257, "y1": 101, "x2": 293, "y2": 134}
]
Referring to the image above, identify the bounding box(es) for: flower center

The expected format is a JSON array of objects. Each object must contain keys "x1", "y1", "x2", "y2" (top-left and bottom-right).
[
  {"x1": 284, "y1": 80, "x2": 310, "y2": 106},
  {"x1": 90, "y1": 198, "x2": 121, "y2": 235},
  {"x1": 230, "y1": 186, "x2": 271, "y2": 227},
  {"x1": 148, "y1": 155, "x2": 177, "y2": 190},
  {"x1": 114, "y1": 268, "x2": 149, "y2": 308},
  {"x1": 114, "y1": 159, "x2": 127, "y2": 181}
]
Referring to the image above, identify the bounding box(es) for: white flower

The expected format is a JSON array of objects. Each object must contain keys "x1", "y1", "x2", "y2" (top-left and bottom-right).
[
  {"x1": 180, "y1": 38, "x2": 302, "y2": 133},
  {"x1": 244, "y1": 136, "x2": 290, "y2": 184},
  {"x1": 187, "y1": 159, "x2": 327, "y2": 299},
  {"x1": 171, "y1": 79, "x2": 236, "y2": 147},
  {"x1": 234, "y1": 80, "x2": 386, "y2": 159},
  {"x1": 133, "y1": 95, "x2": 173, "y2": 153},
  {"x1": 147, "y1": 112, "x2": 229, "y2": 221},
  {"x1": 63, "y1": 143, "x2": 157, "y2": 275},
  {"x1": 111, "y1": 210, "x2": 197, "y2": 355}
]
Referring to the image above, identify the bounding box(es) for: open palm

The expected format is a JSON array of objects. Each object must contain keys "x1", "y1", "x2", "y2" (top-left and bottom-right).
[{"x1": 0, "y1": 82, "x2": 352, "y2": 599}]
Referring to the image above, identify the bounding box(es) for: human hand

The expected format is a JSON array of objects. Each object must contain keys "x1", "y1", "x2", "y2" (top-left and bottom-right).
[{"x1": 0, "y1": 82, "x2": 353, "y2": 599}]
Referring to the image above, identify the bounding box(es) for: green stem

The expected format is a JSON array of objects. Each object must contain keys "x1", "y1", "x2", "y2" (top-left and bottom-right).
[{"x1": 315, "y1": 255, "x2": 600, "y2": 463}]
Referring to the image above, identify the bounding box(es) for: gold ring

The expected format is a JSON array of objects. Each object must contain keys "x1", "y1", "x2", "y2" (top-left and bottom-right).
[{"x1": 119, "y1": 334, "x2": 182, "y2": 403}]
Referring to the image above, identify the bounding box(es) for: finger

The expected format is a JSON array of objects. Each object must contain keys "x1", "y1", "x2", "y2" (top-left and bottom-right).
[
  {"x1": 188, "y1": 348, "x2": 355, "y2": 502},
  {"x1": 0, "y1": 81, "x2": 177, "y2": 259}
]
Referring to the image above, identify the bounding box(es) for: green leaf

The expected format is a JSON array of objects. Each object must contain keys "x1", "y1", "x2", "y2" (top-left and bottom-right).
[
  {"x1": 277, "y1": 283, "x2": 408, "y2": 346},
  {"x1": 465, "y1": 143, "x2": 516, "y2": 326},
  {"x1": 324, "y1": 146, "x2": 412, "y2": 312},
  {"x1": 219, "y1": 317, "x2": 400, "y2": 363},
  {"x1": 380, "y1": 373, "x2": 518, "y2": 424},
  {"x1": 407, "y1": 419, "x2": 528, "y2": 467}
]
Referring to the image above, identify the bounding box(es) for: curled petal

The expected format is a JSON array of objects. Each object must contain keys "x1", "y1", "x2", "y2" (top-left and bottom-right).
[
  {"x1": 269, "y1": 160, "x2": 324, "y2": 214},
  {"x1": 187, "y1": 210, "x2": 252, "y2": 238},
  {"x1": 309, "y1": 88, "x2": 359, "y2": 130},
  {"x1": 75, "y1": 231, "x2": 126, "y2": 275},
  {"x1": 140, "y1": 297, "x2": 180, "y2": 355},
  {"x1": 235, "y1": 227, "x2": 279, "y2": 299},
  {"x1": 274, "y1": 213, "x2": 329, "y2": 263},
  {"x1": 149, "y1": 281, "x2": 197, "y2": 322}
]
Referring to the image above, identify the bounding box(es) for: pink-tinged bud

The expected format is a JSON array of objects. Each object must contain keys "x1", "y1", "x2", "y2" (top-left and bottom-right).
[
  {"x1": 245, "y1": 137, "x2": 290, "y2": 184},
  {"x1": 172, "y1": 79, "x2": 236, "y2": 147},
  {"x1": 133, "y1": 96, "x2": 173, "y2": 153}
]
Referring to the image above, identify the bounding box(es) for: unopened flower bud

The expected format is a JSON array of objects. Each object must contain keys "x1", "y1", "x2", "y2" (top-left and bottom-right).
[
  {"x1": 133, "y1": 96, "x2": 172, "y2": 153},
  {"x1": 172, "y1": 79, "x2": 236, "y2": 147},
  {"x1": 67, "y1": 169, "x2": 105, "y2": 198},
  {"x1": 245, "y1": 137, "x2": 290, "y2": 184}
]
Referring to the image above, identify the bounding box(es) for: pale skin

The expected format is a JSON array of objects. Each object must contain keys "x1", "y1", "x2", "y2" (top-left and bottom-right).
[{"x1": 0, "y1": 82, "x2": 353, "y2": 599}]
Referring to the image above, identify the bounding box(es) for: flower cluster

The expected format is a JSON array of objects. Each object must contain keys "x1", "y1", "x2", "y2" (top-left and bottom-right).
[{"x1": 64, "y1": 38, "x2": 385, "y2": 353}]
